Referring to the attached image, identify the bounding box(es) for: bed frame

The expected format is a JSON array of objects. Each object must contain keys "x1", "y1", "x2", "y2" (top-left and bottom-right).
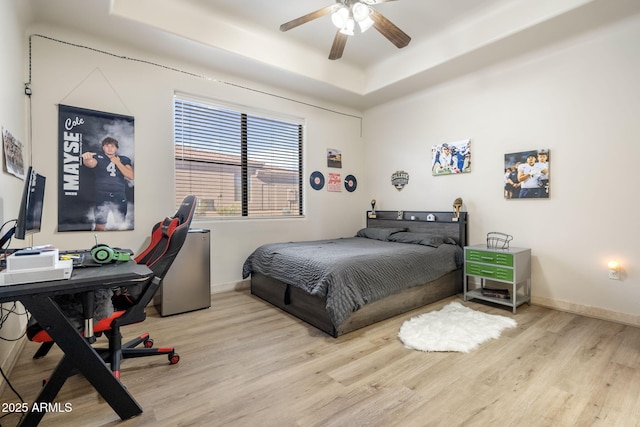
[{"x1": 250, "y1": 210, "x2": 468, "y2": 337}]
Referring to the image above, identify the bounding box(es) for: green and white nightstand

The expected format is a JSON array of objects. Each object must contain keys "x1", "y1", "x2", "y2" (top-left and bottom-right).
[{"x1": 463, "y1": 245, "x2": 531, "y2": 314}]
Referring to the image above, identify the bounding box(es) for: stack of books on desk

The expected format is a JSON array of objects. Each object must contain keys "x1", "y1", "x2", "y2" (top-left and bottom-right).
[{"x1": 481, "y1": 287, "x2": 510, "y2": 299}]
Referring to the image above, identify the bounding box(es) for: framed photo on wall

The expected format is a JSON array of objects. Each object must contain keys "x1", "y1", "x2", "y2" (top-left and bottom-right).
[
  {"x1": 327, "y1": 148, "x2": 342, "y2": 168},
  {"x1": 431, "y1": 139, "x2": 471, "y2": 175},
  {"x1": 2, "y1": 126, "x2": 26, "y2": 179},
  {"x1": 504, "y1": 149, "x2": 549, "y2": 199}
]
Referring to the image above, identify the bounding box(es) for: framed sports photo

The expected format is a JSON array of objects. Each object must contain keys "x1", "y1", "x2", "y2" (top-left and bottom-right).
[
  {"x1": 431, "y1": 139, "x2": 471, "y2": 175},
  {"x1": 504, "y1": 149, "x2": 549, "y2": 199}
]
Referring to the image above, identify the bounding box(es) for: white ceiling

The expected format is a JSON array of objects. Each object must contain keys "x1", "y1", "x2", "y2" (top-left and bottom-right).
[
  {"x1": 185, "y1": 0, "x2": 508, "y2": 68},
  {"x1": 26, "y1": 0, "x2": 640, "y2": 110}
]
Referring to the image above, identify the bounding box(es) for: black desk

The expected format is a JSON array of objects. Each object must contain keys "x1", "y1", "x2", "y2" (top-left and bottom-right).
[{"x1": 0, "y1": 261, "x2": 153, "y2": 427}]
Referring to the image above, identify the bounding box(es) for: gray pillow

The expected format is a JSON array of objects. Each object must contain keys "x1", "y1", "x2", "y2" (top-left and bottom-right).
[
  {"x1": 356, "y1": 227, "x2": 406, "y2": 241},
  {"x1": 387, "y1": 231, "x2": 457, "y2": 247}
]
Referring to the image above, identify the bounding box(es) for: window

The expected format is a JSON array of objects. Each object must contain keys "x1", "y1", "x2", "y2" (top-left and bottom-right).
[{"x1": 174, "y1": 95, "x2": 303, "y2": 218}]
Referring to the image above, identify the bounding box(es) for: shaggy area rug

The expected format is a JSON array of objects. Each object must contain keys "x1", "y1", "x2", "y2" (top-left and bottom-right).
[{"x1": 398, "y1": 302, "x2": 517, "y2": 353}]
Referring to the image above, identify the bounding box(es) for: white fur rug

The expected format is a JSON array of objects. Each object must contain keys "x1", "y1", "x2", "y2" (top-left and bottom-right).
[{"x1": 398, "y1": 302, "x2": 517, "y2": 353}]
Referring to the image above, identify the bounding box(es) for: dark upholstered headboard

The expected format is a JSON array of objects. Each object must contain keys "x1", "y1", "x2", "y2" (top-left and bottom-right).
[{"x1": 366, "y1": 210, "x2": 468, "y2": 246}]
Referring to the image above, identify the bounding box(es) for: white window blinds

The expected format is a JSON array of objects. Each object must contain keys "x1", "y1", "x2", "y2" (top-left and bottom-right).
[{"x1": 174, "y1": 95, "x2": 303, "y2": 218}]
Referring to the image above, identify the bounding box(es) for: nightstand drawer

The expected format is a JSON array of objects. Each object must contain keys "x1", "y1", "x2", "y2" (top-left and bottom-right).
[
  {"x1": 465, "y1": 262, "x2": 514, "y2": 281},
  {"x1": 465, "y1": 249, "x2": 513, "y2": 267}
]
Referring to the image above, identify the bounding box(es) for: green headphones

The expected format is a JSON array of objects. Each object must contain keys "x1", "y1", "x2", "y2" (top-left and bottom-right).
[{"x1": 90, "y1": 244, "x2": 131, "y2": 264}]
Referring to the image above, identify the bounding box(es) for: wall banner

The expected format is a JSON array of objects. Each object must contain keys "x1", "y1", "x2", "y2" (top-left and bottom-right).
[{"x1": 58, "y1": 105, "x2": 135, "y2": 232}]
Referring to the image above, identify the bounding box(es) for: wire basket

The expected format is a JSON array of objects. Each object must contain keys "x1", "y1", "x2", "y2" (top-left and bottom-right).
[{"x1": 486, "y1": 232, "x2": 513, "y2": 250}]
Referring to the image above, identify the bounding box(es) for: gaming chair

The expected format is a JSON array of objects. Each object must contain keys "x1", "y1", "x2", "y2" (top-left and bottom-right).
[{"x1": 27, "y1": 195, "x2": 198, "y2": 379}]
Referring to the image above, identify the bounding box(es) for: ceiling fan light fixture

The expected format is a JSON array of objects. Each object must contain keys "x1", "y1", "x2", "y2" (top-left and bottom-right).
[
  {"x1": 331, "y1": 6, "x2": 349, "y2": 29},
  {"x1": 352, "y1": 2, "x2": 370, "y2": 22},
  {"x1": 339, "y1": 18, "x2": 355, "y2": 36},
  {"x1": 352, "y1": 2, "x2": 373, "y2": 32},
  {"x1": 280, "y1": 0, "x2": 410, "y2": 60},
  {"x1": 357, "y1": 15, "x2": 374, "y2": 33}
]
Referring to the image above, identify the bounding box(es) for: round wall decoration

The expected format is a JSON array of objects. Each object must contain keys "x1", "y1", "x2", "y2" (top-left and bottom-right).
[
  {"x1": 309, "y1": 171, "x2": 325, "y2": 190},
  {"x1": 344, "y1": 174, "x2": 357, "y2": 192}
]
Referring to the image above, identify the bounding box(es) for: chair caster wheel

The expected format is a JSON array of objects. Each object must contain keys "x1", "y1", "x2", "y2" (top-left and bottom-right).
[
  {"x1": 169, "y1": 353, "x2": 180, "y2": 365},
  {"x1": 143, "y1": 338, "x2": 154, "y2": 348}
]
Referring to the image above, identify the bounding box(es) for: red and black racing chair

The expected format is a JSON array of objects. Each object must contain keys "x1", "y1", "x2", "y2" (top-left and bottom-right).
[{"x1": 28, "y1": 195, "x2": 197, "y2": 379}]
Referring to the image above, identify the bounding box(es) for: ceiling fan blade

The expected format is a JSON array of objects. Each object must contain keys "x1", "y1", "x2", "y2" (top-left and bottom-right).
[
  {"x1": 329, "y1": 31, "x2": 348, "y2": 60},
  {"x1": 371, "y1": 9, "x2": 411, "y2": 49},
  {"x1": 280, "y1": 5, "x2": 335, "y2": 32}
]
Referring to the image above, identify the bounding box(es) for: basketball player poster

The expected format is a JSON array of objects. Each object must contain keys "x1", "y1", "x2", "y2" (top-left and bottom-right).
[{"x1": 58, "y1": 105, "x2": 135, "y2": 231}]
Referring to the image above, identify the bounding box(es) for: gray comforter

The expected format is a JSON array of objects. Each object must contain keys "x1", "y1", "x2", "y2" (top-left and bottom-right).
[{"x1": 242, "y1": 237, "x2": 463, "y2": 328}]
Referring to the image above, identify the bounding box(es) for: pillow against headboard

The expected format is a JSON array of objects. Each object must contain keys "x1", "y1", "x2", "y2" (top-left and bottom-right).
[
  {"x1": 356, "y1": 227, "x2": 407, "y2": 241},
  {"x1": 387, "y1": 231, "x2": 457, "y2": 247}
]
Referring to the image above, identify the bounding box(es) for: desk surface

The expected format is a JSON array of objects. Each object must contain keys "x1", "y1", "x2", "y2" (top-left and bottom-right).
[{"x1": 0, "y1": 261, "x2": 153, "y2": 303}]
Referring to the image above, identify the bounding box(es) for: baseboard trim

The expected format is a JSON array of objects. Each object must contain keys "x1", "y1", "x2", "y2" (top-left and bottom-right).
[
  {"x1": 532, "y1": 296, "x2": 640, "y2": 327},
  {"x1": 210, "y1": 279, "x2": 250, "y2": 294},
  {"x1": 208, "y1": 283, "x2": 639, "y2": 328}
]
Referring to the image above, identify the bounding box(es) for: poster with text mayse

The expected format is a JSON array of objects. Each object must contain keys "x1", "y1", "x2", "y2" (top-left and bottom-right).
[{"x1": 58, "y1": 105, "x2": 135, "y2": 231}]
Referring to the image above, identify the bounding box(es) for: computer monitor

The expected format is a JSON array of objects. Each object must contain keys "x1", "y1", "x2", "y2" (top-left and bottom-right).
[{"x1": 14, "y1": 166, "x2": 46, "y2": 240}]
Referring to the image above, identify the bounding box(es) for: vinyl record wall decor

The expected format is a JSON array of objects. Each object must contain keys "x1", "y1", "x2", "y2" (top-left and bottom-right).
[
  {"x1": 344, "y1": 174, "x2": 357, "y2": 192},
  {"x1": 309, "y1": 171, "x2": 325, "y2": 190},
  {"x1": 310, "y1": 170, "x2": 357, "y2": 193}
]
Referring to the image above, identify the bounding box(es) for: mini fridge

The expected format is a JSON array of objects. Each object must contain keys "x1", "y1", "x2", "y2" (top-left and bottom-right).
[{"x1": 154, "y1": 228, "x2": 211, "y2": 316}]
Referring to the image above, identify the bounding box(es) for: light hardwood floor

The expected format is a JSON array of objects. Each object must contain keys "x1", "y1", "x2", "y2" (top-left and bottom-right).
[{"x1": 1, "y1": 290, "x2": 639, "y2": 427}]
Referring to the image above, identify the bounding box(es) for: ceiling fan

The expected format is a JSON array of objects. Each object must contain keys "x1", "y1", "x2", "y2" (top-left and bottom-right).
[{"x1": 280, "y1": 0, "x2": 411, "y2": 60}]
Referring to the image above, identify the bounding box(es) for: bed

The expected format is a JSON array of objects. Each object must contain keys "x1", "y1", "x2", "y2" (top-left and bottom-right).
[{"x1": 243, "y1": 210, "x2": 468, "y2": 337}]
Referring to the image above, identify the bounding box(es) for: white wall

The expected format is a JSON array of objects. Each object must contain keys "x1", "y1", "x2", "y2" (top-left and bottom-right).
[
  {"x1": 364, "y1": 13, "x2": 640, "y2": 324},
  {"x1": 0, "y1": 0, "x2": 30, "y2": 390},
  {"x1": 25, "y1": 26, "x2": 368, "y2": 292},
  {"x1": 0, "y1": 3, "x2": 28, "y2": 232}
]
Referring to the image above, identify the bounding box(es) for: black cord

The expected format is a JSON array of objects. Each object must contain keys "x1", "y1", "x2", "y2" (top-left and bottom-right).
[
  {"x1": 0, "y1": 220, "x2": 17, "y2": 253},
  {"x1": 0, "y1": 305, "x2": 27, "y2": 426},
  {"x1": 0, "y1": 303, "x2": 28, "y2": 341},
  {"x1": 29, "y1": 34, "x2": 364, "y2": 122},
  {"x1": 0, "y1": 363, "x2": 26, "y2": 422},
  {"x1": 0, "y1": 232, "x2": 29, "y2": 424},
  {"x1": 0, "y1": 220, "x2": 17, "y2": 234}
]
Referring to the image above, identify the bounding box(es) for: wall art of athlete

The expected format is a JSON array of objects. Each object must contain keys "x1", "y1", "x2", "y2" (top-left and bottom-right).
[{"x1": 81, "y1": 137, "x2": 134, "y2": 231}]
